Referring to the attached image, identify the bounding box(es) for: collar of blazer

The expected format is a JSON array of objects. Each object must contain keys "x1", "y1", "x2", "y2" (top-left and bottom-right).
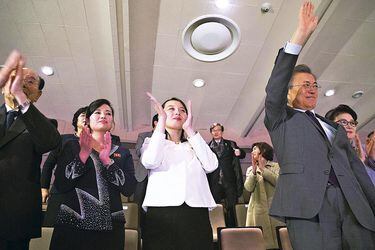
[{"x1": 0, "y1": 106, "x2": 27, "y2": 149}]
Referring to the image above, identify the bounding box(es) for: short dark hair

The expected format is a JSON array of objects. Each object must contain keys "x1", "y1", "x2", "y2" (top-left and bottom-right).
[
  {"x1": 152, "y1": 114, "x2": 158, "y2": 128},
  {"x1": 210, "y1": 123, "x2": 224, "y2": 132},
  {"x1": 325, "y1": 104, "x2": 357, "y2": 122},
  {"x1": 161, "y1": 97, "x2": 187, "y2": 142},
  {"x1": 252, "y1": 142, "x2": 274, "y2": 161},
  {"x1": 38, "y1": 77, "x2": 45, "y2": 90},
  {"x1": 72, "y1": 106, "x2": 88, "y2": 132},
  {"x1": 292, "y1": 64, "x2": 316, "y2": 82},
  {"x1": 368, "y1": 131, "x2": 374, "y2": 139},
  {"x1": 86, "y1": 99, "x2": 114, "y2": 119}
]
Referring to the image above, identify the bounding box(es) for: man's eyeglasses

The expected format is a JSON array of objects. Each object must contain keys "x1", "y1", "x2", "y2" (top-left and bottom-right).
[
  {"x1": 336, "y1": 119, "x2": 358, "y2": 127},
  {"x1": 289, "y1": 81, "x2": 321, "y2": 90}
]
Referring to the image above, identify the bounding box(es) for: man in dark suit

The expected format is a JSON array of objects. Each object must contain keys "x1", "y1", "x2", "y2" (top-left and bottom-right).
[
  {"x1": 0, "y1": 51, "x2": 61, "y2": 249},
  {"x1": 134, "y1": 114, "x2": 158, "y2": 234},
  {"x1": 264, "y1": 2, "x2": 375, "y2": 249},
  {"x1": 207, "y1": 123, "x2": 245, "y2": 227}
]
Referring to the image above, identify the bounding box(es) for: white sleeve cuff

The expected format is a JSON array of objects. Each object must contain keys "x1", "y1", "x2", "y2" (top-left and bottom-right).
[{"x1": 284, "y1": 42, "x2": 302, "y2": 55}]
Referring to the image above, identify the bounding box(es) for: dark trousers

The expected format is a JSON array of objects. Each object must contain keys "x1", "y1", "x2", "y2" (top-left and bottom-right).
[
  {"x1": 133, "y1": 177, "x2": 148, "y2": 236},
  {"x1": 0, "y1": 239, "x2": 30, "y2": 250},
  {"x1": 212, "y1": 184, "x2": 237, "y2": 227},
  {"x1": 143, "y1": 203, "x2": 213, "y2": 250},
  {"x1": 286, "y1": 185, "x2": 375, "y2": 250}
]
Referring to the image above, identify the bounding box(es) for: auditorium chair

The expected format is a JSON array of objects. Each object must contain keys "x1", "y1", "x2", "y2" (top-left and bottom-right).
[
  {"x1": 218, "y1": 226, "x2": 266, "y2": 250},
  {"x1": 123, "y1": 202, "x2": 140, "y2": 249},
  {"x1": 125, "y1": 229, "x2": 138, "y2": 250},
  {"x1": 123, "y1": 202, "x2": 139, "y2": 230},
  {"x1": 234, "y1": 203, "x2": 248, "y2": 227},
  {"x1": 276, "y1": 226, "x2": 293, "y2": 250},
  {"x1": 29, "y1": 227, "x2": 53, "y2": 250},
  {"x1": 209, "y1": 204, "x2": 226, "y2": 242}
]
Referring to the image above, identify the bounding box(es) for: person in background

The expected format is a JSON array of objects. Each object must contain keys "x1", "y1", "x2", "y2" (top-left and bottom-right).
[
  {"x1": 364, "y1": 131, "x2": 375, "y2": 185},
  {"x1": 133, "y1": 114, "x2": 158, "y2": 235},
  {"x1": 325, "y1": 104, "x2": 365, "y2": 161},
  {"x1": 0, "y1": 50, "x2": 60, "y2": 250},
  {"x1": 141, "y1": 93, "x2": 218, "y2": 250},
  {"x1": 49, "y1": 99, "x2": 136, "y2": 250},
  {"x1": 207, "y1": 123, "x2": 246, "y2": 227},
  {"x1": 244, "y1": 142, "x2": 284, "y2": 249},
  {"x1": 41, "y1": 106, "x2": 87, "y2": 226}
]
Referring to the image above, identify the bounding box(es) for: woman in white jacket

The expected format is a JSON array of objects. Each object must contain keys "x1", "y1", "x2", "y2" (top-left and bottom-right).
[{"x1": 141, "y1": 93, "x2": 218, "y2": 250}]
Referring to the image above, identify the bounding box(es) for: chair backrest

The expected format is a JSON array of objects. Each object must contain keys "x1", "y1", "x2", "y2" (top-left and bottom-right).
[
  {"x1": 123, "y1": 202, "x2": 139, "y2": 230},
  {"x1": 276, "y1": 226, "x2": 293, "y2": 250},
  {"x1": 234, "y1": 203, "x2": 248, "y2": 227},
  {"x1": 125, "y1": 229, "x2": 138, "y2": 250},
  {"x1": 29, "y1": 227, "x2": 54, "y2": 250},
  {"x1": 218, "y1": 227, "x2": 266, "y2": 250},
  {"x1": 209, "y1": 204, "x2": 226, "y2": 242}
]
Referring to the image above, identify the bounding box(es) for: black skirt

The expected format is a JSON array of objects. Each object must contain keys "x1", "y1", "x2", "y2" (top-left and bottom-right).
[
  {"x1": 49, "y1": 225, "x2": 124, "y2": 250},
  {"x1": 143, "y1": 203, "x2": 213, "y2": 250}
]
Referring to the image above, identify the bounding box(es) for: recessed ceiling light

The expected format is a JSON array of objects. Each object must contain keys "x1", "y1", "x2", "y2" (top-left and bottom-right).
[
  {"x1": 215, "y1": 0, "x2": 230, "y2": 9},
  {"x1": 193, "y1": 79, "x2": 205, "y2": 88},
  {"x1": 182, "y1": 14, "x2": 241, "y2": 62},
  {"x1": 41, "y1": 66, "x2": 54, "y2": 76},
  {"x1": 324, "y1": 89, "x2": 335, "y2": 97},
  {"x1": 352, "y1": 90, "x2": 364, "y2": 99}
]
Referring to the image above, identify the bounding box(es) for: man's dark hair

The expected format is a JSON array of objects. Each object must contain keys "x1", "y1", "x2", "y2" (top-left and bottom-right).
[
  {"x1": 72, "y1": 106, "x2": 88, "y2": 132},
  {"x1": 325, "y1": 104, "x2": 358, "y2": 122},
  {"x1": 252, "y1": 142, "x2": 274, "y2": 161},
  {"x1": 210, "y1": 123, "x2": 224, "y2": 132},
  {"x1": 38, "y1": 77, "x2": 45, "y2": 90},
  {"x1": 292, "y1": 64, "x2": 316, "y2": 81},
  {"x1": 152, "y1": 114, "x2": 158, "y2": 128}
]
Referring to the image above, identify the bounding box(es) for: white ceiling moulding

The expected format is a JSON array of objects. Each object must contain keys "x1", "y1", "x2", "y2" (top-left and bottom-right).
[
  {"x1": 182, "y1": 14, "x2": 241, "y2": 62},
  {"x1": 112, "y1": 0, "x2": 132, "y2": 131}
]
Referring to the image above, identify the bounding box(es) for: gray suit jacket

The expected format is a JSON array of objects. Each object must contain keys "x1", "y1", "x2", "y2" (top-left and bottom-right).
[
  {"x1": 264, "y1": 49, "x2": 375, "y2": 231},
  {"x1": 134, "y1": 131, "x2": 153, "y2": 182}
]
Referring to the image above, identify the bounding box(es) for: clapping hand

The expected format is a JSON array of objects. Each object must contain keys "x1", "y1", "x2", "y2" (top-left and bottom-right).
[
  {"x1": 147, "y1": 92, "x2": 166, "y2": 133},
  {"x1": 182, "y1": 100, "x2": 195, "y2": 137},
  {"x1": 0, "y1": 50, "x2": 23, "y2": 89},
  {"x1": 99, "y1": 131, "x2": 112, "y2": 166},
  {"x1": 79, "y1": 126, "x2": 93, "y2": 163}
]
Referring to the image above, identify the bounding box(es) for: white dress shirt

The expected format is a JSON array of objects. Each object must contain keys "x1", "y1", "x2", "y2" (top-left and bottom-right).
[{"x1": 141, "y1": 131, "x2": 218, "y2": 211}]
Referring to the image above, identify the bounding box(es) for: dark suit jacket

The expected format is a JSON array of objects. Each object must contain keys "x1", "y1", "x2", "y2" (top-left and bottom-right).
[
  {"x1": 134, "y1": 131, "x2": 153, "y2": 182},
  {"x1": 41, "y1": 134, "x2": 120, "y2": 192},
  {"x1": 207, "y1": 139, "x2": 245, "y2": 204},
  {"x1": 264, "y1": 49, "x2": 375, "y2": 231},
  {"x1": 0, "y1": 104, "x2": 61, "y2": 240}
]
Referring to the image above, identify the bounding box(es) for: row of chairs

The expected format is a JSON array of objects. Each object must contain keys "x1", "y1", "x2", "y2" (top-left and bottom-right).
[{"x1": 33, "y1": 202, "x2": 292, "y2": 250}]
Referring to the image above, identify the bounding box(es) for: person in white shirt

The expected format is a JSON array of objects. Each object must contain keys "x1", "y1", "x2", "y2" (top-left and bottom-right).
[{"x1": 141, "y1": 93, "x2": 218, "y2": 250}]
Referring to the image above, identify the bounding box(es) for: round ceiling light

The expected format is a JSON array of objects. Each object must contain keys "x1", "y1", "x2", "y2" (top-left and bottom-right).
[
  {"x1": 182, "y1": 14, "x2": 241, "y2": 62},
  {"x1": 41, "y1": 66, "x2": 54, "y2": 76},
  {"x1": 192, "y1": 79, "x2": 205, "y2": 88},
  {"x1": 352, "y1": 90, "x2": 364, "y2": 99},
  {"x1": 324, "y1": 89, "x2": 335, "y2": 97}
]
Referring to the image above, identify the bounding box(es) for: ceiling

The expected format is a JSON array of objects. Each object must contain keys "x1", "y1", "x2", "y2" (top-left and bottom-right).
[{"x1": 0, "y1": 0, "x2": 374, "y2": 147}]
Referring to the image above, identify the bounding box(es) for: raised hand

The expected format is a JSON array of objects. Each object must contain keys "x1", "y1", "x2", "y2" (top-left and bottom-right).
[
  {"x1": 354, "y1": 134, "x2": 366, "y2": 162},
  {"x1": 99, "y1": 131, "x2": 112, "y2": 166},
  {"x1": 291, "y1": 1, "x2": 318, "y2": 45},
  {"x1": 0, "y1": 50, "x2": 22, "y2": 89},
  {"x1": 146, "y1": 92, "x2": 166, "y2": 133},
  {"x1": 182, "y1": 100, "x2": 195, "y2": 137},
  {"x1": 251, "y1": 154, "x2": 258, "y2": 175},
  {"x1": 79, "y1": 126, "x2": 93, "y2": 163}
]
